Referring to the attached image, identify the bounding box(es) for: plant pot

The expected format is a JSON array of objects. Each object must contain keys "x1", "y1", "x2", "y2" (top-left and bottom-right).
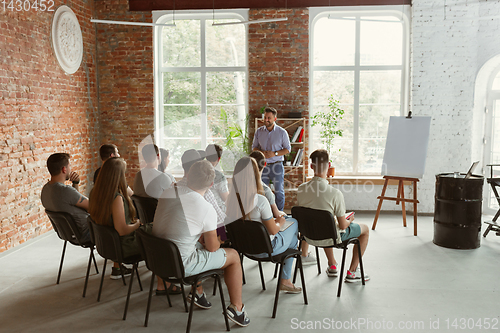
[
  {"x1": 285, "y1": 161, "x2": 291, "y2": 166},
  {"x1": 261, "y1": 113, "x2": 265, "y2": 119},
  {"x1": 327, "y1": 167, "x2": 335, "y2": 177}
]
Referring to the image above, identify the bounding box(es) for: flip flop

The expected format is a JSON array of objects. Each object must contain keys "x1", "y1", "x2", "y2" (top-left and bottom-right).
[{"x1": 156, "y1": 283, "x2": 182, "y2": 295}]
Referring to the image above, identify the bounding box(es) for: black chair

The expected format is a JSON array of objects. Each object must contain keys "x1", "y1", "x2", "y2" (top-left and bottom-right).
[
  {"x1": 45, "y1": 210, "x2": 98, "y2": 298},
  {"x1": 131, "y1": 195, "x2": 158, "y2": 224},
  {"x1": 291, "y1": 206, "x2": 365, "y2": 297},
  {"x1": 483, "y1": 164, "x2": 500, "y2": 237},
  {"x1": 135, "y1": 229, "x2": 230, "y2": 333},
  {"x1": 225, "y1": 219, "x2": 307, "y2": 319},
  {"x1": 87, "y1": 216, "x2": 143, "y2": 320}
]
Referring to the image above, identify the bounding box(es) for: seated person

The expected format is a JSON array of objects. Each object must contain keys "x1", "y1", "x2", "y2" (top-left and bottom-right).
[
  {"x1": 297, "y1": 149, "x2": 370, "y2": 282},
  {"x1": 134, "y1": 144, "x2": 173, "y2": 199},
  {"x1": 153, "y1": 160, "x2": 250, "y2": 327},
  {"x1": 94, "y1": 144, "x2": 133, "y2": 196},
  {"x1": 41, "y1": 153, "x2": 90, "y2": 243},
  {"x1": 205, "y1": 144, "x2": 229, "y2": 213},
  {"x1": 89, "y1": 157, "x2": 141, "y2": 277},
  {"x1": 158, "y1": 148, "x2": 176, "y2": 184},
  {"x1": 225, "y1": 156, "x2": 301, "y2": 293}
]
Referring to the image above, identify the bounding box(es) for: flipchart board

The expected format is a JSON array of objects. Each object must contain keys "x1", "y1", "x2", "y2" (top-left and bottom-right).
[{"x1": 381, "y1": 116, "x2": 431, "y2": 179}]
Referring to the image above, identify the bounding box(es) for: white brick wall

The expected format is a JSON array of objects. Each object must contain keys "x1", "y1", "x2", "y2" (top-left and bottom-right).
[{"x1": 344, "y1": 0, "x2": 500, "y2": 213}]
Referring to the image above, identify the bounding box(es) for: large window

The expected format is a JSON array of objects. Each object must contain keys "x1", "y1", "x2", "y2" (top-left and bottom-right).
[
  {"x1": 154, "y1": 10, "x2": 248, "y2": 173},
  {"x1": 310, "y1": 7, "x2": 410, "y2": 175}
]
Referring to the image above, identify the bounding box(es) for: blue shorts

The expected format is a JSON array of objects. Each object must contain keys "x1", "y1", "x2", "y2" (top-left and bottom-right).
[
  {"x1": 184, "y1": 242, "x2": 227, "y2": 277},
  {"x1": 340, "y1": 222, "x2": 361, "y2": 242}
]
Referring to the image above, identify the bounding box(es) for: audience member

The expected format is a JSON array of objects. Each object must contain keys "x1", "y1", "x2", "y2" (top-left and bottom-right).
[
  {"x1": 225, "y1": 157, "x2": 301, "y2": 293},
  {"x1": 134, "y1": 144, "x2": 173, "y2": 199},
  {"x1": 95, "y1": 144, "x2": 133, "y2": 197},
  {"x1": 158, "y1": 148, "x2": 176, "y2": 184},
  {"x1": 153, "y1": 160, "x2": 250, "y2": 327},
  {"x1": 297, "y1": 149, "x2": 370, "y2": 282},
  {"x1": 89, "y1": 157, "x2": 141, "y2": 279},
  {"x1": 205, "y1": 144, "x2": 229, "y2": 213},
  {"x1": 41, "y1": 153, "x2": 90, "y2": 243}
]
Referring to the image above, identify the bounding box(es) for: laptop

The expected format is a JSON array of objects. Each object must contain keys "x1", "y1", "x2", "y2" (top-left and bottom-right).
[{"x1": 464, "y1": 161, "x2": 479, "y2": 179}]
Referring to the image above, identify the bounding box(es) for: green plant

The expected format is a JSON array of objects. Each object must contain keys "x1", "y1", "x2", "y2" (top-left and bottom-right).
[
  {"x1": 311, "y1": 95, "x2": 344, "y2": 159},
  {"x1": 220, "y1": 107, "x2": 251, "y2": 155},
  {"x1": 260, "y1": 106, "x2": 266, "y2": 114}
]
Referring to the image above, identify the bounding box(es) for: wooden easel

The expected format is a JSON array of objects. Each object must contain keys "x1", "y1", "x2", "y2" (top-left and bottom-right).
[{"x1": 371, "y1": 176, "x2": 419, "y2": 236}]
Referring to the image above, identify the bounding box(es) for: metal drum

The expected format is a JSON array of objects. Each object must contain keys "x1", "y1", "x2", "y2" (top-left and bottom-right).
[{"x1": 433, "y1": 173, "x2": 484, "y2": 249}]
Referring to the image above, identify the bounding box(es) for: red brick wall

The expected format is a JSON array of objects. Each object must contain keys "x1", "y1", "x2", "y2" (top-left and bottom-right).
[
  {"x1": 0, "y1": 1, "x2": 99, "y2": 252},
  {"x1": 248, "y1": 8, "x2": 310, "y2": 209},
  {"x1": 94, "y1": 0, "x2": 154, "y2": 186}
]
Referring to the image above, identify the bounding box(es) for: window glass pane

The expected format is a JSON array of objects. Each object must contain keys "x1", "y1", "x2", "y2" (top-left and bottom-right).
[
  {"x1": 207, "y1": 72, "x2": 246, "y2": 104},
  {"x1": 313, "y1": 17, "x2": 355, "y2": 66},
  {"x1": 492, "y1": 72, "x2": 500, "y2": 90},
  {"x1": 160, "y1": 138, "x2": 201, "y2": 174},
  {"x1": 163, "y1": 72, "x2": 201, "y2": 105},
  {"x1": 359, "y1": 70, "x2": 401, "y2": 105},
  {"x1": 162, "y1": 105, "x2": 201, "y2": 137},
  {"x1": 162, "y1": 20, "x2": 200, "y2": 67},
  {"x1": 360, "y1": 17, "x2": 402, "y2": 66},
  {"x1": 313, "y1": 71, "x2": 354, "y2": 105},
  {"x1": 206, "y1": 20, "x2": 246, "y2": 67}
]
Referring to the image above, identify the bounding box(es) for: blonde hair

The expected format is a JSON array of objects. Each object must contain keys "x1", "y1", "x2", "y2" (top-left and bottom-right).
[
  {"x1": 187, "y1": 160, "x2": 215, "y2": 190},
  {"x1": 89, "y1": 157, "x2": 135, "y2": 226}
]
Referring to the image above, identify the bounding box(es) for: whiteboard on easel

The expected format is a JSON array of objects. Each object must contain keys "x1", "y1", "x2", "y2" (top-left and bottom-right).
[{"x1": 382, "y1": 116, "x2": 431, "y2": 179}]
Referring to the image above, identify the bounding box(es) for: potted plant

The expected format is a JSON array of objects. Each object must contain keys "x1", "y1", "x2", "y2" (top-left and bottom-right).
[
  {"x1": 260, "y1": 106, "x2": 266, "y2": 119},
  {"x1": 311, "y1": 94, "x2": 344, "y2": 177},
  {"x1": 286, "y1": 151, "x2": 297, "y2": 166}
]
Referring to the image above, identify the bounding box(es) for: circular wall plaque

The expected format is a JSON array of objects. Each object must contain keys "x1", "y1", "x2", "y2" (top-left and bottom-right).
[{"x1": 51, "y1": 5, "x2": 83, "y2": 74}]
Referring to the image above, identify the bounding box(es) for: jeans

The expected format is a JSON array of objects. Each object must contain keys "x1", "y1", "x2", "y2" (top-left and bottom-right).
[
  {"x1": 254, "y1": 217, "x2": 299, "y2": 280},
  {"x1": 261, "y1": 162, "x2": 285, "y2": 211}
]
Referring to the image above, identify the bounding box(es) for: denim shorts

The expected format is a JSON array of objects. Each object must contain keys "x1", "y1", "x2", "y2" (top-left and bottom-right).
[
  {"x1": 184, "y1": 242, "x2": 227, "y2": 277},
  {"x1": 340, "y1": 222, "x2": 361, "y2": 242}
]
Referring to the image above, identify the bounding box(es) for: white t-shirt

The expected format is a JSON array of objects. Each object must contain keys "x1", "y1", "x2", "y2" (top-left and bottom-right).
[
  {"x1": 152, "y1": 185, "x2": 217, "y2": 266},
  {"x1": 133, "y1": 168, "x2": 172, "y2": 199},
  {"x1": 225, "y1": 194, "x2": 275, "y2": 241},
  {"x1": 262, "y1": 183, "x2": 276, "y2": 206}
]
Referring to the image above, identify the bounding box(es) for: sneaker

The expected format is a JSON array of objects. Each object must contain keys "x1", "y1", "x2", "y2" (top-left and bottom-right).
[
  {"x1": 110, "y1": 265, "x2": 132, "y2": 280},
  {"x1": 300, "y1": 252, "x2": 317, "y2": 266},
  {"x1": 279, "y1": 283, "x2": 302, "y2": 294},
  {"x1": 326, "y1": 264, "x2": 338, "y2": 277},
  {"x1": 345, "y1": 268, "x2": 370, "y2": 283},
  {"x1": 226, "y1": 304, "x2": 250, "y2": 327},
  {"x1": 187, "y1": 292, "x2": 212, "y2": 309}
]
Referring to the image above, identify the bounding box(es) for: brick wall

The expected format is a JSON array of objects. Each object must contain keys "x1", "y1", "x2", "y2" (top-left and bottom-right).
[
  {"x1": 94, "y1": 0, "x2": 154, "y2": 186},
  {"x1": 248, "y1": 8, "x2": 310, "y2": 209},
  {"x1": 0, "y1": 0, "x2": 99, "y2": 252}
]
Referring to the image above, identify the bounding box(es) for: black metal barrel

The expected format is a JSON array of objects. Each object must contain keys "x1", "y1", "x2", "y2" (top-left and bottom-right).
[{"x1": 433, "y1": 173, "x2": 484, "y2": 249}]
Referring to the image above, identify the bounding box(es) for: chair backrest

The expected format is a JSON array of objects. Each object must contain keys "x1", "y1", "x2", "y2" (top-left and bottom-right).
[
  {"x1": 291, "y1": 206, "x2": 339, "y2": 245},
  {"x1": 131, "y1": 195, "x2": 158, "y2": 224},
  {"x1": 45, "y1": 210, "x2": 84, "y2": 246},
  {"x1": 225, "y1": 219, "x2": 274, "y2": 257},
  {"x1": 87, "y1": 216, "x2": 124, "y2": 263},
  {"x1": 135, "y1": 228, "x2": 185, "y2": 280}
]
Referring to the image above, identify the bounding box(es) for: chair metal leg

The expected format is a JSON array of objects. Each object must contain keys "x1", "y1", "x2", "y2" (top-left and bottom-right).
[
  {"x1": 123, "y1": 262, "x2": 137, "y2": 320},
  {"x1": 91, "y1": 248, "x2": 99, "y2": 274},
  {"x1": 217, "y1": 275, "x2": 230, "y2": 331},
  {"x1": 181, "y1": 284, "x2": 189, "y2": 313},
  {"x1": 82, "y1": 249, "x2": 93, "y2": 297},
  {"x1": 292, "y1": 258, "x2": 299, "y2": 284},
  {"x1": 212, "y1": 278, "x2": 217, "y2": 296},
  {"x1": 120, "y1": 264, "x2": 127, "y2": 286},
  {"x1": 258, "y1": 261, "x2": 266, "y2": 290},
  {"x1": 272, "y1": 261, "x2": 284, "y2": 318},
  {"x1": 186, "y1": 279, "x2": 198, "y2": 333},
  {"x1": 483, "y1": 224, "x2": 493, "y2": 237},
  {"x1": 135, "y1": 265, "x2": 143, "y2": 291},
  {"x1": 297, "y1": 255, "x2": 308, "y2": 305},
  {"x1": 97, "y1": 258, "x2": 108, "y2": 302},
  {"x1": 357, "y1": 239, "x2": 365, "y2": 286},
  {"x1": 337, "y1": 247, "x2": 348, "y2": 297},
  {"x1": 144, "y1": 272, "x2": 155, "y2": 327},
  {"x1": 57, "y1": 241, "x2": 67, "y2": 284},
  {"x1": 273, "y1": 263, "x2": 279, "y2": 279},
  {"x1": 240, "y1": 254, "x2": 246, "y2": 285},
  {"x1": 315, "y1": 246, "x2": 321, "y2": 274},
  {"x1": 163, "y1": 280, "x2": 172, "y2": 307}
]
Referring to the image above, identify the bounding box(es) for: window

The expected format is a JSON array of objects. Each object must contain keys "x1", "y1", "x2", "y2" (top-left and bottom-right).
[
  {"x1": 153, "y1": 10, "x2": 248, "y2": 173},
  {"x1": 310, "y1": 7, "x2": 410, "y2": 175}
]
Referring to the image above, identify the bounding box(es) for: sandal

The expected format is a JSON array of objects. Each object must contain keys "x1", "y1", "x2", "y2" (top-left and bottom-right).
[{"x1": 156, "y1": 283, "x2": 182, "y2": 295}]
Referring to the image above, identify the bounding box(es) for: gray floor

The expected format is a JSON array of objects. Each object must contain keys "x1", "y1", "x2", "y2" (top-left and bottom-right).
[{"x1": 1, "y1": 212, "x2": 500, "y2": 333}]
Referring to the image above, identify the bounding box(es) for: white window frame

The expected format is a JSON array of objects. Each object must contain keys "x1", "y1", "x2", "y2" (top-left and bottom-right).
[
  {"x1": 152, "y1": 9, "x2": 249, "y2": 153},
  {"x1": 309, "y1": 5, "x2": 411, "y2": 175}
]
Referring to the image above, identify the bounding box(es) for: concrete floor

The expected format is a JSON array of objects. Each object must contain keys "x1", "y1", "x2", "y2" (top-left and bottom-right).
[{"x1": 1, "y1": 212, "x2": 500, "y2": 333}]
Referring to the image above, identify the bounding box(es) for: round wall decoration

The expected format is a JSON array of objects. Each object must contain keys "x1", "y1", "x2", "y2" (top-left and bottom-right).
[{"x1": 51, "y1": 5, "x2": 83, "y2": 74}]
